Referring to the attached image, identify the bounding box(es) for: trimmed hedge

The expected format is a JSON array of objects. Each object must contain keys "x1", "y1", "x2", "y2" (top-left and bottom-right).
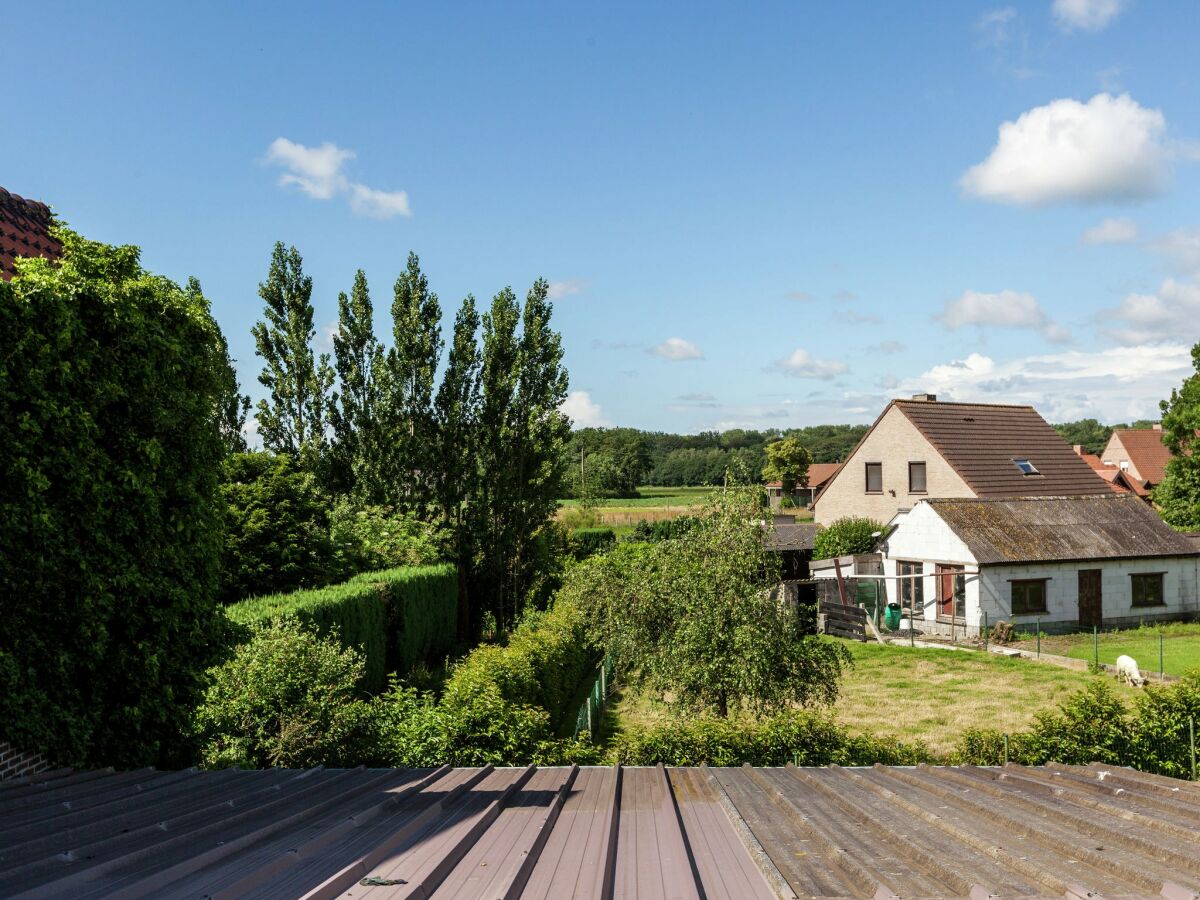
[
  {"x1": 442, "y1": 598, "x2": 597, "y2": 732},
  {"x1": 611, "y1": 712, "x2": 933, "y2": 767},
  {"x1": 228, "y1": 563, "x2": 456, "y2": 693},
  {"x1": 570, "y1": 527, "x2": 616, "y2": 560}
]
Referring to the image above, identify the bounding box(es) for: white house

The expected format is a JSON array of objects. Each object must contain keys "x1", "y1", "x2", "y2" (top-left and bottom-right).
[{"x1": 817, "y1": 494, "x2": 1199, "y2": 636}]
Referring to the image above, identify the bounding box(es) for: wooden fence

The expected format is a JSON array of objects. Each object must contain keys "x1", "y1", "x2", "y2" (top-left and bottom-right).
[{"x1": 817, "y1": 601, "x2": 866, "y2": 641}]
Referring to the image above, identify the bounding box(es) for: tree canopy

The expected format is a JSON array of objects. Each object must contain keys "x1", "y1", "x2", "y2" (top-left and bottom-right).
[
  {"x1": 762, "y1": 436, "x2": 813, "y2": 494},
  {"x1": 1154, "y1": 343, "x2": 1200, "y2": 528}
]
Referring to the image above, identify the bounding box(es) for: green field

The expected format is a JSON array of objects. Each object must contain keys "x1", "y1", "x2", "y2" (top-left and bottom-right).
[
  {"x1": 1010, "y1": 622, "x2": 1200, "y2": 678},
  {"x1": 607, "y1": 639, "x2": 1134, "y2": 756},
  {"x1": 557, "y1": 485, "x2": 716, "y2": 508}
]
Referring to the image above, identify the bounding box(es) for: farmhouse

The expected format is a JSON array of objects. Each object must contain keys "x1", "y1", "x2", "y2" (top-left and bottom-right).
[
  {"x1": 811, "y1": 394, "x2": 1112, "y2": 526},
  {"x1": 765, "y1": 462, "x2": 840, "y2": 509},
  {"x1": 872, "y1": 494, "x2": 1200, "y2": 636},
  {"x1": 1101, "y1": 425, "x2": 1172, "y2": 494}
]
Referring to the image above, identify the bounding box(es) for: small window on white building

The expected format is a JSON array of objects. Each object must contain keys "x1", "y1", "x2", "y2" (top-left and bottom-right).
[
  {"x1": 1011, "y1": 579, "x2": 1048, "y2": 615},
  {"x1": 1013, "y1": 458, "x2": 1040, "y2": 476}
]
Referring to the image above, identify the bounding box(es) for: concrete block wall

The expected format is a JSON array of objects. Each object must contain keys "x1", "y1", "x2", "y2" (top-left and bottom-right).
[{"x1": 0, "y1": 741, "x2": 51, "y2": 782}]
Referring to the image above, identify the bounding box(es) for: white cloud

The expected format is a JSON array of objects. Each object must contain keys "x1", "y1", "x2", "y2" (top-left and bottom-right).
[
  {"x1": 548, "y1": 279, "x2": 588, "y2": 299},
  {"x1": 776, "y1": 348, "x2": 849, "y2": 380},
  {"x1": 977, "y1": 7, "x2": 1017, "y2": 46},
  {"x1": 897, "y1": 344, "x2": 1190, "y2": 422},
  {"x1": 677, "y1": 392, "x2": 717, "y2": 406},
  {"x1": 1082, "y1": 217, "x2": 1138, "y2": 245},
  {"x1": 1052, "y1": 0, "x2": 1127, "y2": 33},
  {"x1": 649, "y1": 337, "x2": 704, "y2": 361},
  {"x1": 938, "y1": 289, "x2": 1069, "y2": 342},
  {"x1": 1152, "y1": 229, "x2": 1200, "y2": 275},
  {"x1": 1108, "y1": 278, "x2": 1200, "y2": 344},
  {"x1": 960, "y1": 94, "x2": 1169, "y2": 205},
  {"x1": 785, "y1": 290, "x2": 816, "y2": 302},
  {"x1": 265, "y1": 137, "x2": 412, "y2": 219},
  {"x1": 560, "y1": 390, "x2": 610, "y2": 428}
]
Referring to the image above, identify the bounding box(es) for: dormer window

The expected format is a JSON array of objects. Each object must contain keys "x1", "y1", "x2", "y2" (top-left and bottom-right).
[{"x1": 1013, "y1": 458, "x2": 1040, "y2": 476}]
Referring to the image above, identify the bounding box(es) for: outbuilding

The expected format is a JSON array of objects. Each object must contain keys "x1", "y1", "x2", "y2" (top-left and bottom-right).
[{"x1": 853, "y1": 494, "x2": 1199, "y2": 635}]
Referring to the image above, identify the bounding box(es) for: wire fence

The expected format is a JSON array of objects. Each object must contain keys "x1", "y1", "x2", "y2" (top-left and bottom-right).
[{"x1": 573, "y1": 653, "x2": 615, "y2": 740}]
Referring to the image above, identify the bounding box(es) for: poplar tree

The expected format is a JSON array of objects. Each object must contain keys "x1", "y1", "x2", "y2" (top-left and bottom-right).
[
  {"x1": 251, "y1": 243, "x2": 333, "y2": 455},
  {"x1": 385, "y1": 252, "x2": 443, "y2": 512},
  {"x1": 329, "y1": 270, "x2": 385, "y2": 498},
  {"x1": 434, "y1": 296, "x2": 482, "y2": 638}
]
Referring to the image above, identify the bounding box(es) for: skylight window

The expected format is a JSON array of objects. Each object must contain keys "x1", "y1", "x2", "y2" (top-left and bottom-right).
[{"x1": 1013, "y1": 458, "x2": 1040, "y2": 476}]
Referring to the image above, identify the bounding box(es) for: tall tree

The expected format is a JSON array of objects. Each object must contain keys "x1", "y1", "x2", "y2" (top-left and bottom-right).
[
  {"x1": 470, "y1": 287, "x2": 522, "y2": 635},
  {"x1": 762, "y1": 436, "x2": 812, "y2": 494},
  {"x1": 385, "y1": 252, "x2": 443, "y2": 512},
  {"x1": 188, "y1": 277, "x2": 249, "y2": 455},
  {"x1": 329, "y1": 270, "x2": 385, "y2": 498},
  {"x1": 251, "y1": 243, "x2": 333, "y2": 455},
  {"x1": 435, "y1": 296, "x2": 482, "y2": 639},
  {"x1": 1154, "y1": 343, "x2": 1200, "y2": 528}
]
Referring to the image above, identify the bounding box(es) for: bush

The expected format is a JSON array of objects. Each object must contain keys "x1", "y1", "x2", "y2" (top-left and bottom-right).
[
  {"x1": 229, "y1": 564, "x2": 457, "y2": 692},
  {"x1": 611, "y1": 712, "x2": 932, "y2": 766},
  {"x1": 625, "y1": 516, "x2": 699, "y2": 543},
  {"x1": 219, "y1": 452, "x2": 337, "y2": 603},
  {"x1": 330, "y1": 500, "x2": 444, "y2": 575},
  {"x1": 813, "y1": 516, "x2": 885, "y2": 559},
  {"x1": 195, "y1": 617, "x2": 383, "y2": 769},
  {"x1": 570, "y1": 527, "x2": 616, "y2": 560},
  {"x1": 1129, "y1": 672, "x2": 1200, "y2": 778},
  {"x1": 0, "y1": 227, "x2": 231, "y2": 768}
]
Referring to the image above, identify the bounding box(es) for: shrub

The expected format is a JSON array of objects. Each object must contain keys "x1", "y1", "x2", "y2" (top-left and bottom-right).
[
  {"x1": 229, "y1": 564, "x2": 457, "y2": 692},
  {"x1": 611, "y1": 712, "x2": 932, "y2": 766},
  {"x1": 195, "y1": 617, "x2": 383, "y2": 769},
  {"x1": 0, "y1": 227, "x2": 231, "y2": 768},
  {"x1": 1128, "y1": 672, "x2": 1200, "y2": 778},
  {"x1": 812, "y1": 516, "x2": 885, "y2": 559},
  {"x1": 219, "y1": 452, "x2": 337, "y2": 603},
  {"x1": 625, "y1": 516, "x2": 699, "y2": 543},
  {"x1": 570, "y1": 527, "x2": 616, "y2": 560},
  {"x1": 330, "y1": 500, "x2": 444, "y2": 575}
]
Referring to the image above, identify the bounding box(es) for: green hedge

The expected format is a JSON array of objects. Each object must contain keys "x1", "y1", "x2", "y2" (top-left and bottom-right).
[
  {"x1": 229, "y1": 563, "x2": 456, "y2": 693},
  {"x1": 442, "y1": 598, "x2": 597, "y2": 732},
  {"x1": 611, "y1": 712, "x2": 933, "y2": 766},
  {"x1": 569, "y1": 527, "x2": 616, "y2": 560}
]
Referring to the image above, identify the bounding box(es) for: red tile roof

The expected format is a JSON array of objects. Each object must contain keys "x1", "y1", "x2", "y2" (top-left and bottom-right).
[
  {"x1": 0, "y1": 186, "x2": 61, "y2": 281},
  {"x1": 806, "y1": 462, "x2": 841, "y2": 488},
  {"x1": 895, "y1": 399, "x2": 1113, "y2": 498},
  {"x1": 1111, "y1": 428, "x2": 1173, "y2": 485}
]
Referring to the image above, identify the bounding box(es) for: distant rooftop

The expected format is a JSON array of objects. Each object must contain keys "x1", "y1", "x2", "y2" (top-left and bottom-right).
[{"x1": 0, "y1": 186, "x2": 61, "y2": 281}]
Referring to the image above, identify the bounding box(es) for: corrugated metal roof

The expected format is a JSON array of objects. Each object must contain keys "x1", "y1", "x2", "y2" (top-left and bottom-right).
[
  {"x1": 765, "y1": 523, "x2": 818, "y2": 552},
  {"x1": 927, "y1": 494, "x2": 1198, "y2": 564},
  {"x1": 3, "y1": 762, "x2": 1199, "y2": 898}
]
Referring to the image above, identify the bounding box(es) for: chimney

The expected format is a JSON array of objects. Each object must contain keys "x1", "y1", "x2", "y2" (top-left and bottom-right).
[
  {"x1": 1153, "y1": 423, "x2": 1162, "y2": 431},
  {"x1": 1073, "y1": 444, "x2": 1083, "y2": 455},
  {"x1": 910, "y1": 393, "x2": 937, "y2": 402}
]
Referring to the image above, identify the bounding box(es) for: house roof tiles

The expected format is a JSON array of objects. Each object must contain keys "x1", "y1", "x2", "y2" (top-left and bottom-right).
[
  {"x1": 895, "y1": 399, "x2": 1113, "y2": 498},
  {"x1": 926, "y1": 494, "x2": 1196, "y2": 564},
  {"x1": 0, "y1": 186, "x2": 60, "y2": 281},
  {"x1": 1110, "y1": 428, "x2": 1173, "y2": 485}
]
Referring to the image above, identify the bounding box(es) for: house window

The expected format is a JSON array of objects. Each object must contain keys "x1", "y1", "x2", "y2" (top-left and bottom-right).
[
  {"x1": 1131, "y1": 573, "x2": 1165, "y2": 607},
  {"x1": 1013, "y1": 458, "x2": 1040, "y2": 476},
  {"x1": 908, "y1": 462, "x2": 927, "y2": 493},
  {"x1": 897, "y1": 561, "x2": 923, "y2": 613},
  {"x1": 1011, "y1": 579, "x2": 1048, "y2": 615},
  {"x1": 865, "y1": 462, "x2": 882, "y2": 493}
]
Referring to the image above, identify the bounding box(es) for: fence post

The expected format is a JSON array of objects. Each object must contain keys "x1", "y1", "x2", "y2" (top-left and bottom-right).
[
  {"x1": 1093, "y1": 625, "x2": 1099, "y2": 670},
  {"x1": 1003, "y1": 733, "x2": 1009, "y2": 766},
  {"x1": 1160, "y1": 632, "x2": 1164, "y2": 682},
  {"x1": 1191, "y1": 716, "x2": 1196, "y2": 782},
  {"x1": 587, "y1": 696, "x2": 594, "y2": 737},
  {"x1": 983, "y1": 611, "x2": 989, "y2": 652},
  {"x1": 600, "y1": 662, "x2": 606, "y2": 699},
  {"x1": 1036, "y1": 619, "x2": 1041, "y2": 658}
]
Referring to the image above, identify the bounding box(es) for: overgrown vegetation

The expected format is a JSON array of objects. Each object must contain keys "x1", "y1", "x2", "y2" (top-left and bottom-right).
[
  {"x1": 813, "y1": 516, "x2": 885, "y2": 559},
  {"x1": 0, "y1": 228, "x2": 232, "y2": 768},
  {"x1": 569, "y1": 488, "x2": 849, "y2": 718}
]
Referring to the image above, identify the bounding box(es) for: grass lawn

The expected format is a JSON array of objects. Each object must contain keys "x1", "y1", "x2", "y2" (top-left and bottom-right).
[
  {"x1": 557, "y1": 485, "x2": 716, "y2": 508},
  {"x1": 1009, "y1": 622, "x2": 1200, "y2": 679},
  {"x1": 835, "y1": 641, "x2": 1134, "y2": 755},
  {"x1": 605, "y1": 639, "x2": 1134, "y2": 757},
  {"x1": 557, "y1": 485, "x2": 814, "y2": 527}
]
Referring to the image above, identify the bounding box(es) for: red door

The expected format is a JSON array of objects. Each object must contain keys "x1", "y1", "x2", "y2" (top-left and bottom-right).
[{"x1": 936, "y1": 565, "x2": 964, "y2": 619}]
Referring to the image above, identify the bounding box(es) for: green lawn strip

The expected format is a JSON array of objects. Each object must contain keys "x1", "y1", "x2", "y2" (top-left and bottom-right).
[
  {"x1": 1010, "y1": 623, "x2": 1200, "y2": 678},
  {"x1": 557, "y1": 485, "x2": 715, "y2": 509}
]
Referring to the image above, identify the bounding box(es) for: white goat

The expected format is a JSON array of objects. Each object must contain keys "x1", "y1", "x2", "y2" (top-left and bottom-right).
[{"x1": 1115, "y1": 654, "x2": 1145, "y2": 687}]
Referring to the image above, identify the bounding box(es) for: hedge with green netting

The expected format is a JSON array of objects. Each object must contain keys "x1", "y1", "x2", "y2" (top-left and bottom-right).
[{"x1": 229, "y1": 563, "x2": 456, "y2": 692}]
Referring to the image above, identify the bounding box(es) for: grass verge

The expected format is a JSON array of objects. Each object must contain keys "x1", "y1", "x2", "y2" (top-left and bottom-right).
[{"x1": 1009, "y1": 622, "x2": 1200, "y2": 678}]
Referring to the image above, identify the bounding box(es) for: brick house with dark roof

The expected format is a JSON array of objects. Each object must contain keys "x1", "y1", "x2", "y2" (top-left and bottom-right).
[
  {"x1": 1101, "y1": 426, "x2": 1173, "y2": 493},
  {"x1": 812, "y1": 393, "x2": 1112, "y2": 526},
  {"x1": 0, "y1": 186, "x2": 61, "y2": 281}
]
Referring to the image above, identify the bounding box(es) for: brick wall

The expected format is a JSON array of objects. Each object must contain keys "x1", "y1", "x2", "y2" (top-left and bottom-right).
[{"x1": 0, "y1": 741, "x2": 52, "y2": 781}]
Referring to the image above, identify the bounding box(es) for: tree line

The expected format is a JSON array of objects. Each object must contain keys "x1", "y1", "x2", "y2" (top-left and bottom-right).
[{"x1": 234, "y1": 244, "x2": 571, "y2": 638}]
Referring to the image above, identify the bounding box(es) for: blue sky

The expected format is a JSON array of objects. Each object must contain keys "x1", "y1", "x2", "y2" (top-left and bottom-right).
[{"x1": 6, "y1": 1, "x2": 1200, "y2": 434}]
